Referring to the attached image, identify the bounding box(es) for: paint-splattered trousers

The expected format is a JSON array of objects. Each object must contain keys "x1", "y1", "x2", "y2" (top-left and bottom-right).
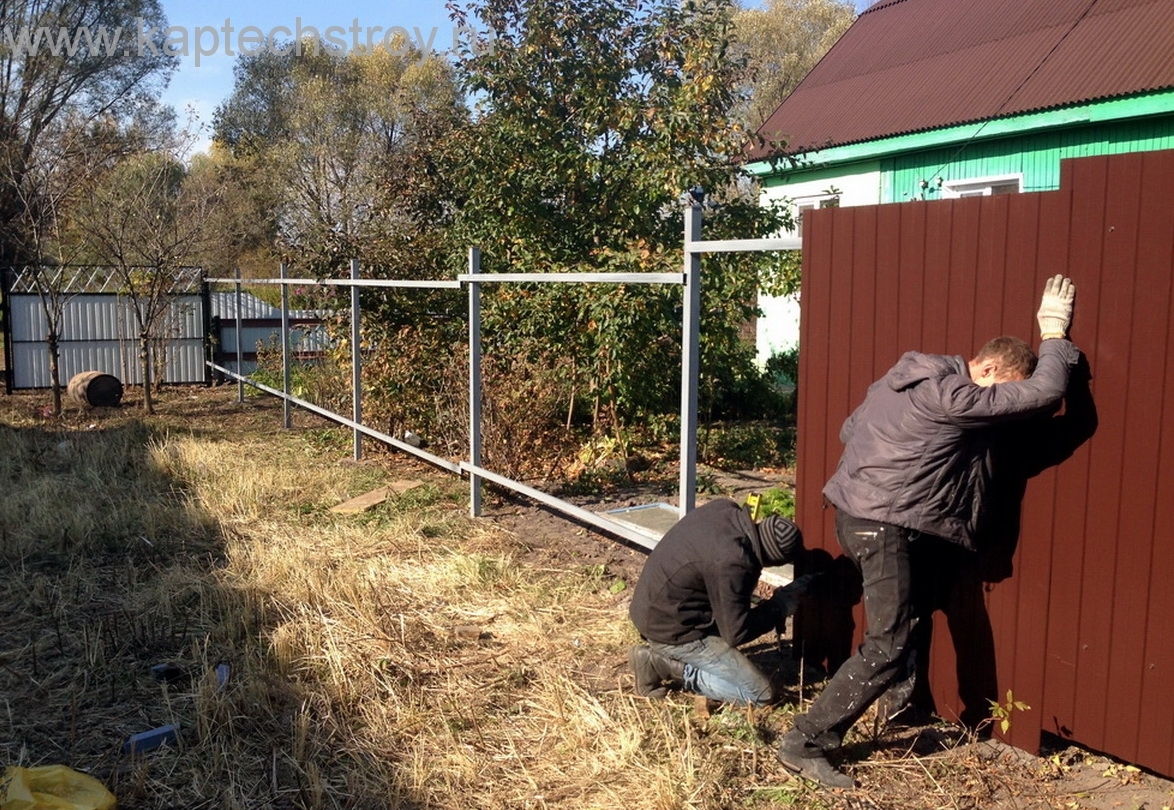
[{"x1": 789, "y1": 510, "x2": 924, "y2": 752}]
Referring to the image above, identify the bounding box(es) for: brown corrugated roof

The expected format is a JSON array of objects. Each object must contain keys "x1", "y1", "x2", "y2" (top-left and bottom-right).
[{"x1": 751, "y1": 0, "x2": 1174, "y2": 159}]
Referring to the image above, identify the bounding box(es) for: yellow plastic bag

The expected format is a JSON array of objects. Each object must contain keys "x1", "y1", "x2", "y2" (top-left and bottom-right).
[{"x1": 1, "y1": 766, "x2": 116, "y2": 810}]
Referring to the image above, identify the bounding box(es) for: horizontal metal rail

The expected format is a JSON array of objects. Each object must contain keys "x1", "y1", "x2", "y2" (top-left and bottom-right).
[
  {"x1": 211, "y1": 359, "x2": 669, "y2": 551},
  {"x1": 205, "y1": 276, "x2": 461, "y2": 290},
  {"x1": 459, "y1": 462, "x2": 659, "y2": 551},
  {"x1": 207, "y1": 361, "x2": 463, "y2": 474},
  {"x1": 458, "y1": 272, "x2": 684, "y2": 285},
  {"x1": 686, "y1": 237, "x2": 802, "y2": 253},
  {"x1": 207, "y1": 273, "x2": 684, "y2": 287}
]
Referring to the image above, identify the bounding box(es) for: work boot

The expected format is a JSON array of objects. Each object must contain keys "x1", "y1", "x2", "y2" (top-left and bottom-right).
[
  {"x1": 776, "y1": 729, "x2": 855, "y2": 789},
  {"x1": 629, "y1": 646, "x2": 686, "y2": 698}
]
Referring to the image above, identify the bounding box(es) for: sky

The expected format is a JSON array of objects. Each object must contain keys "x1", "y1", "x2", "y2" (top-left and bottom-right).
[
  {"x1": 158, "y1": 0, "x2": 872, "y2": 155},
  {"x1": 160, "y1": 0, "x2": 467, "y2": 151}
]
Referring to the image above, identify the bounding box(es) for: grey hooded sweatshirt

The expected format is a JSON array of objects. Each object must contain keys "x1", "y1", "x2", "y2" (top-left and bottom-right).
[{"x1": 822, "y1": 338, "x2": 1080, "y2": 550}]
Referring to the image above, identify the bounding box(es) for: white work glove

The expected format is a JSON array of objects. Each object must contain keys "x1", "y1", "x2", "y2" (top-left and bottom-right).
[{"x1": 1036, "y1": 275, "x2": 1075, "y2": 340}]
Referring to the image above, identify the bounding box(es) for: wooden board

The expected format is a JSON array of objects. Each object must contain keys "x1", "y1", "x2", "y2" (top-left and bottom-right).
[{"x1": 330, "y1": 480, "x2": 424, "y2": 514}]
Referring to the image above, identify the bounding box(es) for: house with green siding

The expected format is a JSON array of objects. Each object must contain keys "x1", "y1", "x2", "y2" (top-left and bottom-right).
[{"x1": 744, "y1": 0, "x2": 1174, "y2": 360}]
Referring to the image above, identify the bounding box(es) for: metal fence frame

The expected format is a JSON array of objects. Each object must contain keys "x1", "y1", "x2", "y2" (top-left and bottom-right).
[{"x1": 206, "y1": 206, "x2": 801, "y2": 547}]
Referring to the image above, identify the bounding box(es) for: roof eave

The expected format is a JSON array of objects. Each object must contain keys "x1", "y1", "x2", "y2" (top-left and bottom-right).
[{"x1": 746, "y1": 90, "x2": 1174, "y2": 178}]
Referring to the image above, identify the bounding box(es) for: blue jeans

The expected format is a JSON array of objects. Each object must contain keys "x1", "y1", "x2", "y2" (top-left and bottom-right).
[{"x1": 647, "y1": 635, "x2": 774, "y2": 705}]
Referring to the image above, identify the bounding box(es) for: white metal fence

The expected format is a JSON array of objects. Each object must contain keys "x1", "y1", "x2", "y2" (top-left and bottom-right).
[
  {"x1": 204, "y1": 206, "x2": 801, "y2": 546},
  {"x1": 2, "y1": 268, "x2": 332, "y2": 390},
  {"x1": 3, "y1": 267, "x2": 208, "y2": 389}
]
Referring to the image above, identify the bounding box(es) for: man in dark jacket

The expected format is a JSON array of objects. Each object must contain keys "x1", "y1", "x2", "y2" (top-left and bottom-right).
[
  {"x1": 776, "y1": 275, "x2": 1081, "y2": 789},
  {"x1": 629, "y1": 498, "x2": 806, "y2": 705}
]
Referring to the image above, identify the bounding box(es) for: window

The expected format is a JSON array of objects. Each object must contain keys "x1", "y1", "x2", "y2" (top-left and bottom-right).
[
  {"x1": 940, "y1": 174, "x2": 1021, "y2": 199},
  {"x1": 793, "y1": 194, "x2": 840, "y2": 236}
]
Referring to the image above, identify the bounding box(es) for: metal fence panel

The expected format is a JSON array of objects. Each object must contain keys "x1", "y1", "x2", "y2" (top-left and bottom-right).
[
  {"x1": 795, "y1": 148, "x2": 1174, "y2": 777},
  {"x1": 7, "y1": 292, "x2": 206, "y2": 388}
]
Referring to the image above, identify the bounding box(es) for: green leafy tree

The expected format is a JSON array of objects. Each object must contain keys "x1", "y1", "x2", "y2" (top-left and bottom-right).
[
  {"x1": 210, "y1": 39, "x2": 469, "y2": 437},
  {"x1": 733, "y1": 0, "x2": 856, "y2": 131},
  {"x1": 446, "y1": 0, "x2": 789, "y2": 442},
  {"x1": 211, "y1": 40, "x2": 465, "y2": 277}
]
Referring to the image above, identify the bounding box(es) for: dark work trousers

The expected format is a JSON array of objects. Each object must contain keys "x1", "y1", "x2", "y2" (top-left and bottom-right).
[{"x1": 791, "y1": 510, "x2": 935, "y2": 752}]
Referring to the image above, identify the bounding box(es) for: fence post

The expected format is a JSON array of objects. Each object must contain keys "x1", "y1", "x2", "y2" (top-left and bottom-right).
[
  {"x1": 234, "y1": 267, "x2": 244, "y2": 404},
  {"x1": 3, "y1": 269, "x2": 14, "y2": 395},
  {"x1": 280, "y1": 262, "x2": 291, "y2": 429},
  {"x1": 679, "y1": 204, "x2": 702, "y2": 517},
  {"x1": 468, "y1": 247, "x2": 483, "y2": 517},
  {"x1": 351, "y1": 258, "x2": 362, "y2": 460},
  {"x1": 200, "y1": 275, "x2": 213, "y2": 386}
]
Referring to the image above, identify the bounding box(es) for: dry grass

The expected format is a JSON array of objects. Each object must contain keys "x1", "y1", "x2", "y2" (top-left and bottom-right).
[{"x1": 1, "y1": 388, "x2": 1162, "y2": 810}]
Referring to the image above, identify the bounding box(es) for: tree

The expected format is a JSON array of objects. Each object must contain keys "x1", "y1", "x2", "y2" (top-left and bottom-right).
[
  {"x1": 446, "y1": 0, "x2": 788, "y2": 441},
  {"x1": 732, "y1": 0, "x2": 856, "y2": 131},
  {"x1": 210, "y1": 40, "x2": 466, "y2": 277},
  {"x1": 208, "y1": 39, "x2": 469, "y2": 437},
  {"x1": 2, "y1": 114, "x2": 147, "y2": 413},
  {"x1": 71, "y1": 146, "x2": 220, "y2": 413},
  {"x1": 0, "y1": 0, "x2": 176, "y2": 264}
]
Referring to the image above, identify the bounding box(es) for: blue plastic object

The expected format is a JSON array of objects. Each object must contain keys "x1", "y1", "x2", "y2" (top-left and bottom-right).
[{"x1": 123, "y1": 724, "x2": 178, "y2": 754}]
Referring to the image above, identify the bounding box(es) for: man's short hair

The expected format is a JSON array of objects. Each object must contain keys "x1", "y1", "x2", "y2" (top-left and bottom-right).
[{"x1": 974, "y1": 336, "x2": 1037, "y2": 379}]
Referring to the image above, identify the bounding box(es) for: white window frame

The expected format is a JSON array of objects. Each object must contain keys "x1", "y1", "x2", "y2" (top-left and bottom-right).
[
  {"x1": 940, "y1": 174, "x2": 1022, "y2": 199},
  {"x1": 792, "y1": 193, "x2": 840, "y2": 236}
]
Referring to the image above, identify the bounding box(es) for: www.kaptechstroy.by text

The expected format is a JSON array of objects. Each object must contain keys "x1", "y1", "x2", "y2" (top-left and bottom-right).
[{"x1": 2, "y1": 18, "x2": 494, "y2": 66}]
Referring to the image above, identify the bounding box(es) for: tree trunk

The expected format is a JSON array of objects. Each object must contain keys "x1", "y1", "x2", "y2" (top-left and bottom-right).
[
  {"x1": 139, "y1": 332, "x2": 154, "y2": 414},
  {"x1": 47, "y1": 331, "x2": 62, "y2": 416}
]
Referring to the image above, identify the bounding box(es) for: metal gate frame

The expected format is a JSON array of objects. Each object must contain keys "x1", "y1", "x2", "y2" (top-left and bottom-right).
[{"x1": 205, "y1": 205, "x2": 801, "y2": 547}]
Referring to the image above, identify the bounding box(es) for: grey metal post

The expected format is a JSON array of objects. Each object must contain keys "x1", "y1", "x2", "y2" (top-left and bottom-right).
[
  {"x1": 200, "y1": 275, "x2": 213, "y2": 386},
  {"x1": 234, "y1": 267, "x2": 244, "y2": 403},
  {"x1": 679, "y1": 204, "x2": 702, "y2": 517},
  {"x1": 280, "y1": 262, "x2": 291, "y2": 428},
  {"x1": 351, "y1": 258, "x2": 362, "y2": 460},
  {"x1": 468, "y1": 247, "x2": 483, "y2": 517}
]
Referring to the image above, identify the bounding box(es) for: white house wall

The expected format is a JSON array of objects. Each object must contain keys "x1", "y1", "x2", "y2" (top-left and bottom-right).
[
  {"x1": 760, "y1": 164, "x2": 883, "y2": 213},
  {"x1": 756, "y1": 165, "x2": 882, "y2": 365}
]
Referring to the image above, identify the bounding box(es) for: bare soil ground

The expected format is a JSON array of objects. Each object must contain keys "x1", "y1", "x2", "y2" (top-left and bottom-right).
[{"x1": 3, "y1": 384, "x2": 1173, "y2": 809}]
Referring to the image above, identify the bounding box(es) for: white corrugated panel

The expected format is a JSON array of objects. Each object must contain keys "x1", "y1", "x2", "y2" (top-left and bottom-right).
[
  {"x1": 8, "y1": 293, "x2": 207, "y2": 389},
  {"x1": 208, "y1": 291, "x2": 324, "y2": 321}
]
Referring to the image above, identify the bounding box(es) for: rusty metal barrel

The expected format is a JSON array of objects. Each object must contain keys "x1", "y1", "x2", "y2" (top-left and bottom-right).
[{"x1": 67, "y1": 371, "x2": 124, "y2": 407}]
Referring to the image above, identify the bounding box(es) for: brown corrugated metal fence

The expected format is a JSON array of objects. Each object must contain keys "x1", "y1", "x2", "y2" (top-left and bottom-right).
[{"x1": 795, "y1": 149, "x2": 1174, "y2": 776}]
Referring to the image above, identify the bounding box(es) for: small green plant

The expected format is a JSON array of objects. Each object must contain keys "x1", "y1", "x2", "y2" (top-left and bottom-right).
[
  {"x1": 750, "y1": 487, "x2": 796, "y2": 520},
  {"x1": 988, "y1": 689, "x2": 1031, "y2": 734},
  {"x1": 748, "y1": 786, "x2": 811, "y2": 807},
  {"x1": 696, "y1": 468, "x2": 724, "y2": 495}
]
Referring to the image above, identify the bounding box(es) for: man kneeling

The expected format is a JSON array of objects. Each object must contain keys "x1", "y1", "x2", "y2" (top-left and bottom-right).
[{"x1": 628, "y1": 498, "x2": 806, "y2": 705}]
